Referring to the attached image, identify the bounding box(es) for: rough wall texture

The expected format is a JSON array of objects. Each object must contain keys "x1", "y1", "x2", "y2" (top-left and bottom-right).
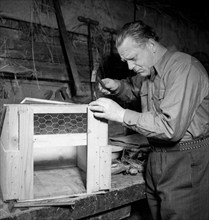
[
  {"x1": 0, "y1": 0, "x2": 209, "y2": 113},
  {"x1": 1, "y1": 0, "x2": 209, "y2": 54}
]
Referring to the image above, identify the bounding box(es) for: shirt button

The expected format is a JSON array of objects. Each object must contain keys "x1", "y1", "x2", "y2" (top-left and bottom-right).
[{"x1": 128, "y1": 120, "x2": 132, "y2": 124}]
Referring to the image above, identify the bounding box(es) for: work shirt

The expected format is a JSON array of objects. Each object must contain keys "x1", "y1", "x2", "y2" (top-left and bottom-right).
[{"x1": 115, "y1": 49, "x2": 209, "y2": 143}]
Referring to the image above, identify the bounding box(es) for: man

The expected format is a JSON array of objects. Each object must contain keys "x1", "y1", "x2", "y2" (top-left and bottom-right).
[{"x1": 89, "y1": 20, "x2": 209, "y2": 220}]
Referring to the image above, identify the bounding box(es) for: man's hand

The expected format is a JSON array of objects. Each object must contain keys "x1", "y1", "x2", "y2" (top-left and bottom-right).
[
  {"x1": 89, "y1": 97, "x2": 125, "y2": 123},
  {"x1": 98, "y1": 78, "x2": 120, "y2": 95}
]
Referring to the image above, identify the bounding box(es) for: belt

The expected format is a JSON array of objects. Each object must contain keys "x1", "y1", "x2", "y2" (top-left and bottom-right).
[{"x1": 150, "y1": 135, "x2": 209, "y2": 152}]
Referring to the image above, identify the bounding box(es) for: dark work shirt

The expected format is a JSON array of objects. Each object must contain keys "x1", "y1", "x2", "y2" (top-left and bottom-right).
[{"x1": 116, "y1": 49, "x2": 209, "y2": 142}]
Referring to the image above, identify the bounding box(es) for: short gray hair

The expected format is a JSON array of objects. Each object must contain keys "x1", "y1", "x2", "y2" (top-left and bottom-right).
[{"x1": 116, "y1": 20, "x2": 159, "y2": 48}]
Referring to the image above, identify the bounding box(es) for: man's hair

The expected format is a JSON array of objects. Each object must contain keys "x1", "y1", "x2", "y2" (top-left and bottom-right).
[{"x1": 116, "y1": 20, "x2": 159, "y2": 48}]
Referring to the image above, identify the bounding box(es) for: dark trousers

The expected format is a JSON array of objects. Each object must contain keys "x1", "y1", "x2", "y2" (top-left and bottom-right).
[{"x1": 145, "y1": 138, "x2": 209, "y2": 220}]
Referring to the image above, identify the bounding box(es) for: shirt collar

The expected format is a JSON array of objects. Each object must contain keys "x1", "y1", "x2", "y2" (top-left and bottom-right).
[
  {"x1": 149, "y1": 66, "x2": 157, "y2": 82},
  {"x1": 154, "y1": 48, "x2": 176, "y2": 78}
]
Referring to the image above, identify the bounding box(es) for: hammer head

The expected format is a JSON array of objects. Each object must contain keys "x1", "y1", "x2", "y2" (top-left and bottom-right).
[
  {"x1": 78, "y1": 16, "x2": 99, "y2": 26},
  {"x1": 103, "y1": 27, "x2": 117, "y2": 35}
]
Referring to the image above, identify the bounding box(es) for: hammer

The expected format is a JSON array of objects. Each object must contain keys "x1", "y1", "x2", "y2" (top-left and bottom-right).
[
  {"x1": 78, "y1": 16, "x2": 99, "y2": 101},
  {"x1": 102, "y1": 27, "x2": 117, "y2": 78},
  {"x1": 103, "y1": 27, "x2": 117, "y2": 56}
]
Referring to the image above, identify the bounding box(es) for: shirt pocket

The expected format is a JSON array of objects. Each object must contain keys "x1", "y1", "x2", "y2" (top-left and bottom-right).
[{"x1": 152, "y1": 89, "x2": 165, "y2": 113}]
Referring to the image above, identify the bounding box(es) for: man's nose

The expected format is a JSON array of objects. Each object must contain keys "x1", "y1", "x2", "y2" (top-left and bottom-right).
[{"x1": 127, "y1": 61, "x2": 134, "y2": 70}]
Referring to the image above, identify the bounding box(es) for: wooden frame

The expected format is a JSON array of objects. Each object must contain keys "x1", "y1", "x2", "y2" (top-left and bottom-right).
[{"x1": 0, "y1": 103, "x2": 111, "y2": 201}]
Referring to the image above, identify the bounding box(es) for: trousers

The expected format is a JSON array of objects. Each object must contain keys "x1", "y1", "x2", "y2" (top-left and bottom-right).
[{"x1": 145, "y1": 136, "x2": 209, "y2": 220}]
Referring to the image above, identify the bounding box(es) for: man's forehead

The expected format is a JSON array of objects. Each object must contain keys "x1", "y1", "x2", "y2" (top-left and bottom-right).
[
  {"x1": 119, "y1": 36, "x2": 137, "y2": 49},
  {"x1": 118, "y1": 37, "x2": 138, "y2": 57},
  {"x1": 118, "y1": 37, "x2": 137, "y2": 52}
]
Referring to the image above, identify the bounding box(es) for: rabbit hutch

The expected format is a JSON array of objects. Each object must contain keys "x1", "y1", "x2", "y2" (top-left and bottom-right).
[{"x1": 0, "y1": 100, "x2": 111, "y2": 202}]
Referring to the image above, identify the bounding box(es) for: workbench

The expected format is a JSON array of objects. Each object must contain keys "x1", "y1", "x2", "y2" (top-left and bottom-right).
[{"x1": 0, "y1": 173, "x2": 147, "y2": 220}]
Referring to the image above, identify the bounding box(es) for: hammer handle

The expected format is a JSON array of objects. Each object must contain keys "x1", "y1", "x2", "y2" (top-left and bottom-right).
[{"x1": 96, "y1": 76, "x2": 111, "y2": 92}]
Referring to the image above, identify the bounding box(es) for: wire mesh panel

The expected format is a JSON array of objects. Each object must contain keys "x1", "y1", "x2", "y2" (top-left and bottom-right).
[{"x1": 34, "y1": 113, "x2": 87, "y2": 135}]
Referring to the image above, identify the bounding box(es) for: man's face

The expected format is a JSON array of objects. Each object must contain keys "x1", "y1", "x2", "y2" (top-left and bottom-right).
[{"x1": 117, "y1": 37, "x2": 155, "y2": 77}]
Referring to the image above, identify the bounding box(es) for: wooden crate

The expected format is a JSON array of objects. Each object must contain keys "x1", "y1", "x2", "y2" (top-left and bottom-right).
[{"x1": 0, "y1": 103, "x2": 111, "y2": 201}]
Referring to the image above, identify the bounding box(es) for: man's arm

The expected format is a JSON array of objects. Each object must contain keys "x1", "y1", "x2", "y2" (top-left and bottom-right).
[{"x1": 123, "y1": 59, "x2": 208, "y2": 141}]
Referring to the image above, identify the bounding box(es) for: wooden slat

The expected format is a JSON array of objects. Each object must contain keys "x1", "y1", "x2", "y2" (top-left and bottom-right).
[
  {"x1": 0, "y1": 39, "x2": 89, "y2": 64},
  {"x1": 86, "y1": 107, "x2": 109, "y2": 193},
  {"x1": 18, "y1": 105, "x2": 34, "y2": 200},
  {"x1": 33, "y1": 133, "x2": 86, "y2": 148},
  {"x1": 0, "y1": 59, "x2": 90, "y2": 81},
  {"x1": 0, "y1": 105, "x2": 20, "y2": 201},
  {"x1": 99, "y1": 145, "x2": 111, "y2": 190},
  {"x1": 33, "y1": 134, "x2": 86, "y2": 166},
  {"x1": 86, "y1": 108, "x2": 99, "y2": 192},
  {"x1": 33, "y1": 167, "x2": 86, "y2": 199},
  {"x1": 4, "y1": 104, "x2": 88, "y2": 113},
  {"x1": 53, "y1": 0, "x2": 84, "y2": 96},
  {"x1": 1, "y1": 106, "x2": 19, "y2": 150},
  {"x1": 0, "y1": 147, "x2": 20, "y2": 200},
  {"x1": 32, "y1": 104, "x2": 88, "y2": 113}
]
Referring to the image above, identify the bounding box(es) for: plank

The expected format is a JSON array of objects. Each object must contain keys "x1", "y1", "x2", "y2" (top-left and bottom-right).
[
  {"x1": 0, "y1": 39, "x2": 89, "y2": 64},
  {"x1": 3, "y1": 104, "x2": 88, "y2": 113},
  {"x1": 0, "y1": 59, "x2": 90, "y2": 81},
  {"x1": 99, "y1": 145, "x2": 111, "y2": 190},
  {"x1": 86, "y1": 107, "x2": 109, "y2": 193},
  {"x1": 1, "y1": 106, "x2": 19, "y2": 150},
  {"x1": 33, "y1": 134, "x2": 86, "y2": 147},
  {"x1": 0, "y1": 148, "x2": 19, "y2": 200},
  {"x1": 18, "y1": 105, "x2": 34, "y2": 200},
  {"x1": 33, "y1": 167, "x2": 86, "y2": 199},
  {"x1": 31, "y1": 103, "x2": 88, "y2": 113},
  {"x1": 33, "y1": 134, "x2": 86, "y2": 167},
  {"x1": 0, "y1": 105, "x2": 20, "y2": 201},
  {"x1": 53, "y1": 0, "x2": 84, "y2": 96}
]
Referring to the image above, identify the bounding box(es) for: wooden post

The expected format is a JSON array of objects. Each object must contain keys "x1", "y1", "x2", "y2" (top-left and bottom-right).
[
  {"x1": 87, "y1": 107, "x2": 111, "y2": 193},
  {"x1": 0, "y1": 105, "x2": 20, "y2": 200},
  {"x1": 18, "y1": 105, "x2": 34, "y2": 200}
]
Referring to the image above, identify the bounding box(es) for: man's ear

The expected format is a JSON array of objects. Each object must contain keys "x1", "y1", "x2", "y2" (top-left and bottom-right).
[{"x1": 148, "y1": 39, "x2": 156, "y2": 53}]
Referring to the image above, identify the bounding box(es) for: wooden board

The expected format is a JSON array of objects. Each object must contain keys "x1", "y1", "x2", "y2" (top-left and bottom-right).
[
  {"x1": 33, "y1": 167, "x2": 86, "y2": 199},
  {"x1": 0, "y1": 106, "x2": 20, "y2": 200},
  {"x1": 87, "y1": 108, "x2": 110, "y2": 193},
  {"x1": 18, "y1": 105, "x2": 34, "y2": 200},
  {"x1": 53, "y1": 0, "x2": 83, "y2": 96},
  {"x1": 0, "y1": 174, "x2": 146, "y2": 220}
]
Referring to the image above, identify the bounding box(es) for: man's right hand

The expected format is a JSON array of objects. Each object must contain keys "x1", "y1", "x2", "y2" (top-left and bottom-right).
[{"x1": 98, "y1": 78, "x2": 120, "y2": 95}]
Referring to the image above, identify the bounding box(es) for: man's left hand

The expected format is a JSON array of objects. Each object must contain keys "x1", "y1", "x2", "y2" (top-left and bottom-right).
[{"x1": 89, "y1": 97, "x2": 125, "y2": 123}]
